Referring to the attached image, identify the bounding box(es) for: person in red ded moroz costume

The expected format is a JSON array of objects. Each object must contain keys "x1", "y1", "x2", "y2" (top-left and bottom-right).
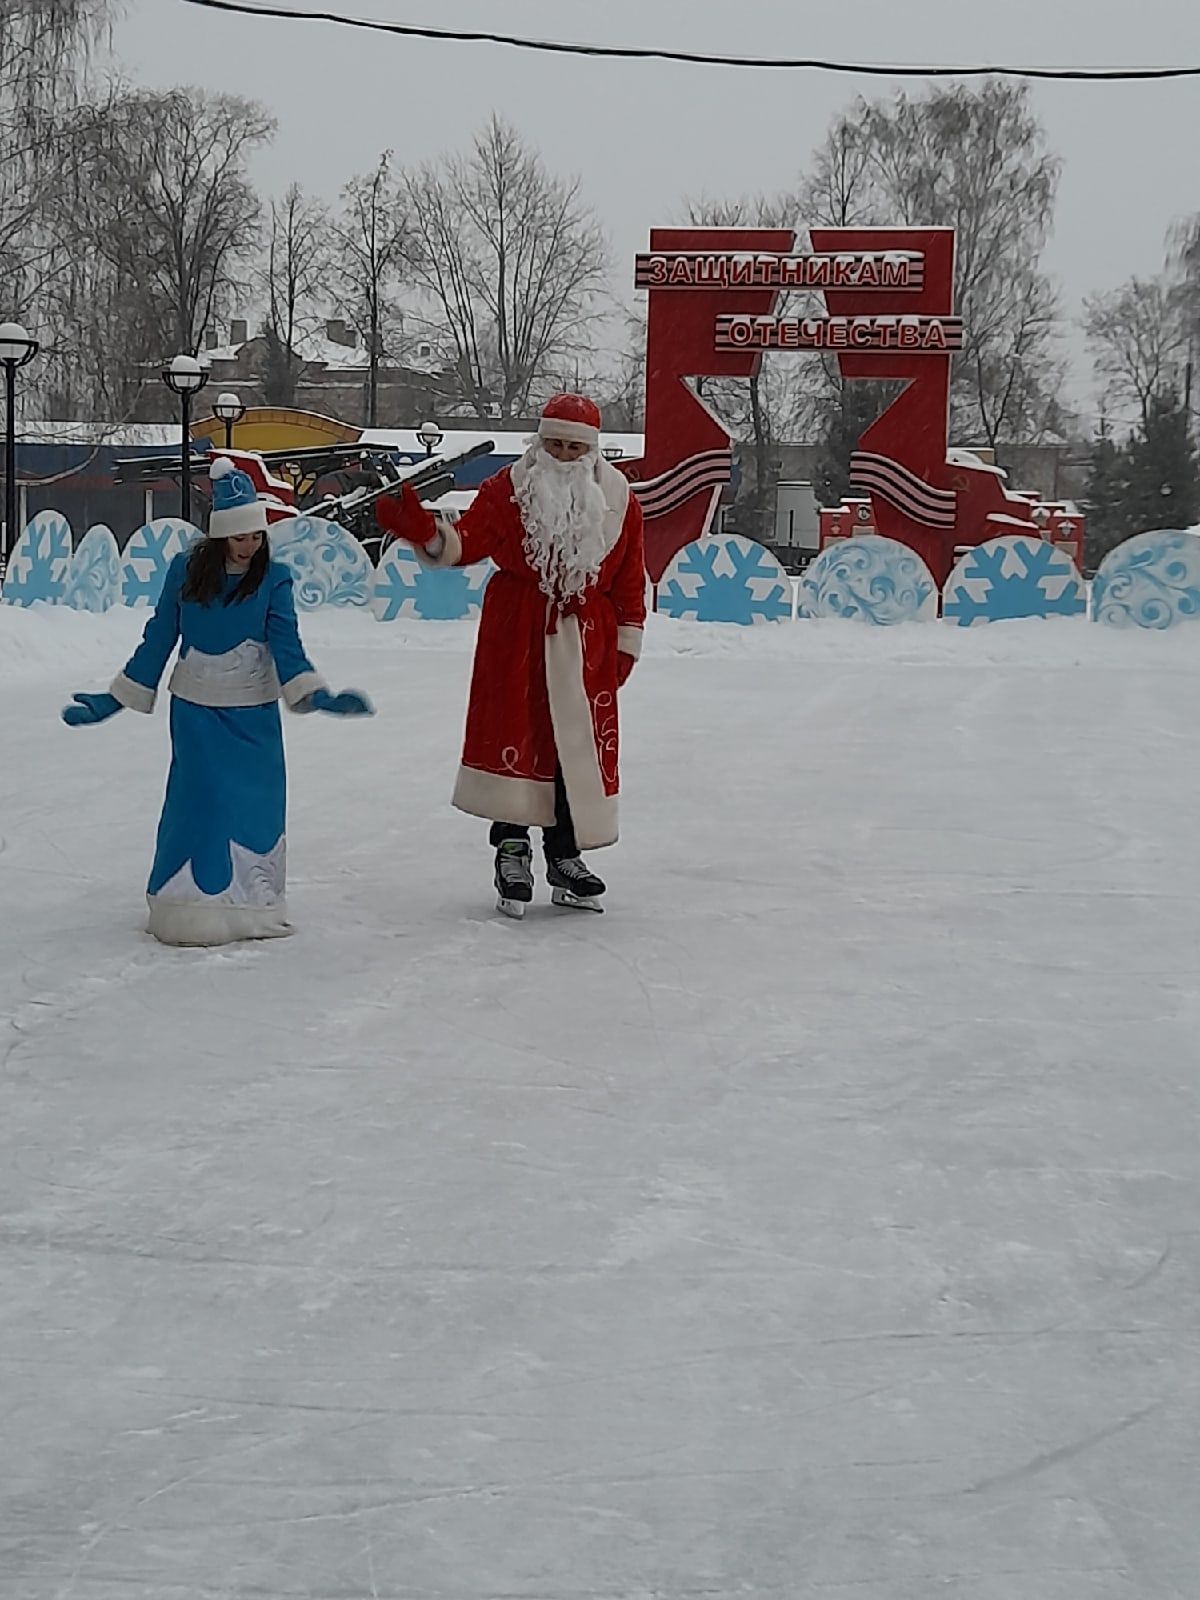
[{"x1": 374, "y1": 394, "x2": 646, "y2": 913}]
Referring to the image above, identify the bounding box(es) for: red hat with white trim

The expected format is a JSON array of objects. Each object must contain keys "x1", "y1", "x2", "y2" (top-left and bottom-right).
[{"x1": 538, "y1": 392, "x2": 601, "y2": 448}]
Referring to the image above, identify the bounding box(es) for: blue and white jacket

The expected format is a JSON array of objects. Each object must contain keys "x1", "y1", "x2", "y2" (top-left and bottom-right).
[{"x1": 110, "y1": 553, "x2": 326, "y2": 713}]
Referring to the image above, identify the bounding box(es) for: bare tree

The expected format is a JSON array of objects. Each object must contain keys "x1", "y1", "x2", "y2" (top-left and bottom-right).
[
  {"x1": 329, "y1": 152, "x2": 409, "y2": 427},
  {"x1": 813, "y1": 81, "x2": 1064, "y2": 450},
  {"x1": 0, "y1": 0, "x2": 117, "y2": 412},
  {"x1": 258, "y1": 184, "x2": 330, "y2": 407},
  {"x1": 791, "y1": 131, "x2": 899, "y2": 504},
  {"x1": 798, "y1": 121, "x2": 876, "y2": 231},
  {"x1": 37, "y1": 218, "x2": 164, "y2": 420},
  {"x1": 404, "y1": 116, "x2": 609, "y2": 419},
  {"x1": 968, "y1": 263, "x2": 1064, "y2": 447},
  {"x1": 1083, "y1": 276, "x2": 1189, "y2": 429},
  {"x1": 1169, "y1": 215, "x2": 1200, "y2": 311},
  {"x1": 0, "y1": 0, "x2": 111, "y2": 272},
  {"x1": 2, "y1": 11, "x2": 273, "y2": 426},
  {"x1": 1167, "y1": 215, "x2": 1200, "y2": 421},
  {"x1": 598, "y1": 307, "x2": 647, "y2": 431},
  {"x1": 78, "y1": 85, "x2": 273, "y2": 358},
  {"x1": 677, "y1": 194, "x2": 818, "y2": 536}
]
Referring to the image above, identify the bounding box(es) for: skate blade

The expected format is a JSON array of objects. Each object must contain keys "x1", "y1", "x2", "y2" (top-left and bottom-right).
[
  {"x1": 496, "y1": 896, "x2": 528, "y2": 920},
  {"x1": 551, "y1": 887, "x2": 604, "y2": 913}
]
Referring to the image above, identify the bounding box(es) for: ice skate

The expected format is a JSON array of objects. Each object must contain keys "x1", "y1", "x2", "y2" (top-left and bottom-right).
[
  {"x1": 494, "y1": 838, "x2": 534, "y2": 919},
  {"x1": 546, "y1": 855, "x2": 606, "y2": 913}
]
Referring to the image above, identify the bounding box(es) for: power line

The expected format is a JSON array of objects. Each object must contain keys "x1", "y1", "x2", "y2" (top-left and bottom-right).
[{"x1": 178, "y1": 0, "x2": 1200, "y2": 81}]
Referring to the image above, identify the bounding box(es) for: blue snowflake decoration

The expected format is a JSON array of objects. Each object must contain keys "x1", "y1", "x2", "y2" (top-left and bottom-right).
[
  {"x1": 2, "y1": 510, "x2": 72, "y2": 606},
  {"x1": 121, "y1": 518, "x2": 202, "y2": 606},
  {"x1": 371, "y1": 540, "x2": 493, "y2": 621},
  {"x1": 268, "y1": 515, "x2": 372, "y2": 609},
  {"x1": 62, "y1": 524, "x2": 121, "y2": 612},
  {"x1": 801, "y1": 535, "x2": 936, "y2": 624},
  {"x1": 943, "y1": 535, "x2": 1086, "y2": 626},
  {"x1": 657, "y1": 535, "x2": 793, "y2": 624},
  {"x1": 1091, "y1": 529, "x2": 1200, "y2": 629}
]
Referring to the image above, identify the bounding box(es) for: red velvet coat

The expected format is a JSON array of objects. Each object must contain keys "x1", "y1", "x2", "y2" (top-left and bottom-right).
[{"x1": 424, "y1": 453, "x2": 646, "y2": 849}]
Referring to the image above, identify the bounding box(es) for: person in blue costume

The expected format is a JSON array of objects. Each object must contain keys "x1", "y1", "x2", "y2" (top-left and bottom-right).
[{"x1": 62, "y1": 458, "x2": 374, "y2": 946}]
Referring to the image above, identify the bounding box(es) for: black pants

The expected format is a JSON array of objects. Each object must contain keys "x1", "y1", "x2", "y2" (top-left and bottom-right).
[{"x1": 490, "y1": 765, "x2": 578, "y2": 860}]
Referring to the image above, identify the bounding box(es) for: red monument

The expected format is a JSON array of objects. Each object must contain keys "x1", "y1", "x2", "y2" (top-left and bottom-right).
[{"x1": 624, "y1": 226, "x2": 1057, "y2": 588}]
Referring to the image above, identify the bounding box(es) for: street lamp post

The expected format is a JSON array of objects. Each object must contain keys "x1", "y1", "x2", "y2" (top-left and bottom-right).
[
  {"x1": 213, "y1": 391, "x2": 246, "y2": 451},
  {"x1": 0, "y1": 321, "x2": 39, "y2": 570},
  {"x1": 162, "y1": 353, "x2": 208, "y2": 524},
  {"x1": 417, "y1": 420, "x2": 444, "y2": 457}
]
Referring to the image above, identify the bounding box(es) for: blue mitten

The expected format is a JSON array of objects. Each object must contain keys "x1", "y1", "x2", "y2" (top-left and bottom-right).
[
  {"x1": 62, "y1": 692, "x2": 123, "y2": 727},
  {"x1": 300, "y1": 687, "x2": 375, "y2": 717}
]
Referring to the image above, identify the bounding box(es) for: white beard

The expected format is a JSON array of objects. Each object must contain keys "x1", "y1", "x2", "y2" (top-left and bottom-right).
[{"x1": 514, "y1": 446, "x2": 611, "y2": 602}]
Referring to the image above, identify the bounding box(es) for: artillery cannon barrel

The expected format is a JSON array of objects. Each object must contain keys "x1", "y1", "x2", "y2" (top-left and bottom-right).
[{"x1": 305, "y1": 441, "x2": 495, "y2": 523}]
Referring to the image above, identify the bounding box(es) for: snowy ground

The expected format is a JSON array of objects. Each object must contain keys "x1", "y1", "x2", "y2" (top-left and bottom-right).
[{"x1": 2, "y1": 604, "x2": 1199, "y2": 1600}]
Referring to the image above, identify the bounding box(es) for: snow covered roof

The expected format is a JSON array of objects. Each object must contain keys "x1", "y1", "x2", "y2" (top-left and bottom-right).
[
  {"x1": 297, "y1": 335, "x2": 371, "y2": 372},
  {"x1": 18, "y1": 422, "x2": 182, "y2": 447},
  {"x1": 201, "y1": 343, "x2": 245, "y2": 364},
  {"x1": 201, "y1": 335, "x2": 364, "y2": 369},
  {"x1": 947, "y1": 448, "x2": 1007, "y2": 478},
  {"x1": 986, "y1": 512, "x2": 1038, "y2": 529},
  {"x1": 201, "y1": 332, "x2": 442, "y2": 376},
  {"x1": 21, "y1": 421, "x2": 647, "y2": 459}
]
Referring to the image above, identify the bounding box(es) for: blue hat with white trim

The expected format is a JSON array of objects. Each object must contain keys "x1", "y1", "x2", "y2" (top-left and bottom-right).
[{"x1": 208, "y1": 457, "x2": 268, "y2": 539}]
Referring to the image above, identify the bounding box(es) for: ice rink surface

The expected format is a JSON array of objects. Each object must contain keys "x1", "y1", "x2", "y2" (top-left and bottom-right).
[{"x1": 2, "y1": 606, "x2": 1198, "y2": 1599}]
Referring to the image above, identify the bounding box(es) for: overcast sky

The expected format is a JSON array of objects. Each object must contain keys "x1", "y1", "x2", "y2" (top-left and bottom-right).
[{"x1": 108, "y1": 0, "x2": 1200, "y2": 419}]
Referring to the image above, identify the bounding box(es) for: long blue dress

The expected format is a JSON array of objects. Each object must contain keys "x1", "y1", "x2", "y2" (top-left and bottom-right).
[{"x1": 109, "y1": 553, "x2": 326, "y2": 946}]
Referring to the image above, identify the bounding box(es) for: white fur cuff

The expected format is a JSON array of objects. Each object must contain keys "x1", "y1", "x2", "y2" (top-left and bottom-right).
[
  {"x1": 109, "y1": 671, "x2": 157, "y2": 714},
  {"x1": 280, "y1": 670, "x2": 328, "y2": 709},
  {"x1": 415, "y1": 516, "x2": 462, "y2": 569},
  {"x1": 617, "y1": 625, "x2": 643, "y2": 661}
]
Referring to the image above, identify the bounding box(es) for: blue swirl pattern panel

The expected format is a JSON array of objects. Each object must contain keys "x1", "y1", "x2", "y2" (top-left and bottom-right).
[
  {"x1": 267, "y1": 516, "x2": 373, "y2": 610},
  {"x1": 801, "y1": 535, "x2": 937, "y2": 624},
  {"x1": 62, "y1": 525, "x2": 122, "y2": 612},
  {"x1": 1091, "y1": 529, "x2": 1200, "y2": 629}
]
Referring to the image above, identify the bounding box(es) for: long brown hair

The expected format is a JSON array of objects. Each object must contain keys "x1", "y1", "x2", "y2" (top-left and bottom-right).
[{"x1": 181, "y1": 535, "x2": 270, "y2": 606}]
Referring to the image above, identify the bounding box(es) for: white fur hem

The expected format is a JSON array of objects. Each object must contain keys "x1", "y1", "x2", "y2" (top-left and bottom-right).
[
  {"x1": 281, "y1": 670, "x2": 328, "y2": 709},
  {"x1": 545, "y1": 615, "x2": 618, "y2": 850},
  {"x1": 617, "y1": 625, "x2": 643, "y2": 660},
  {"x1": 110, "y1": 671, "x2": 156, "y2": 714},
  {"x1": 146, "y1": 897, "x2": 295, "y2": 947},
  {"x1": 453, "y1": 766, "x2": 556, "y2": 828}
]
